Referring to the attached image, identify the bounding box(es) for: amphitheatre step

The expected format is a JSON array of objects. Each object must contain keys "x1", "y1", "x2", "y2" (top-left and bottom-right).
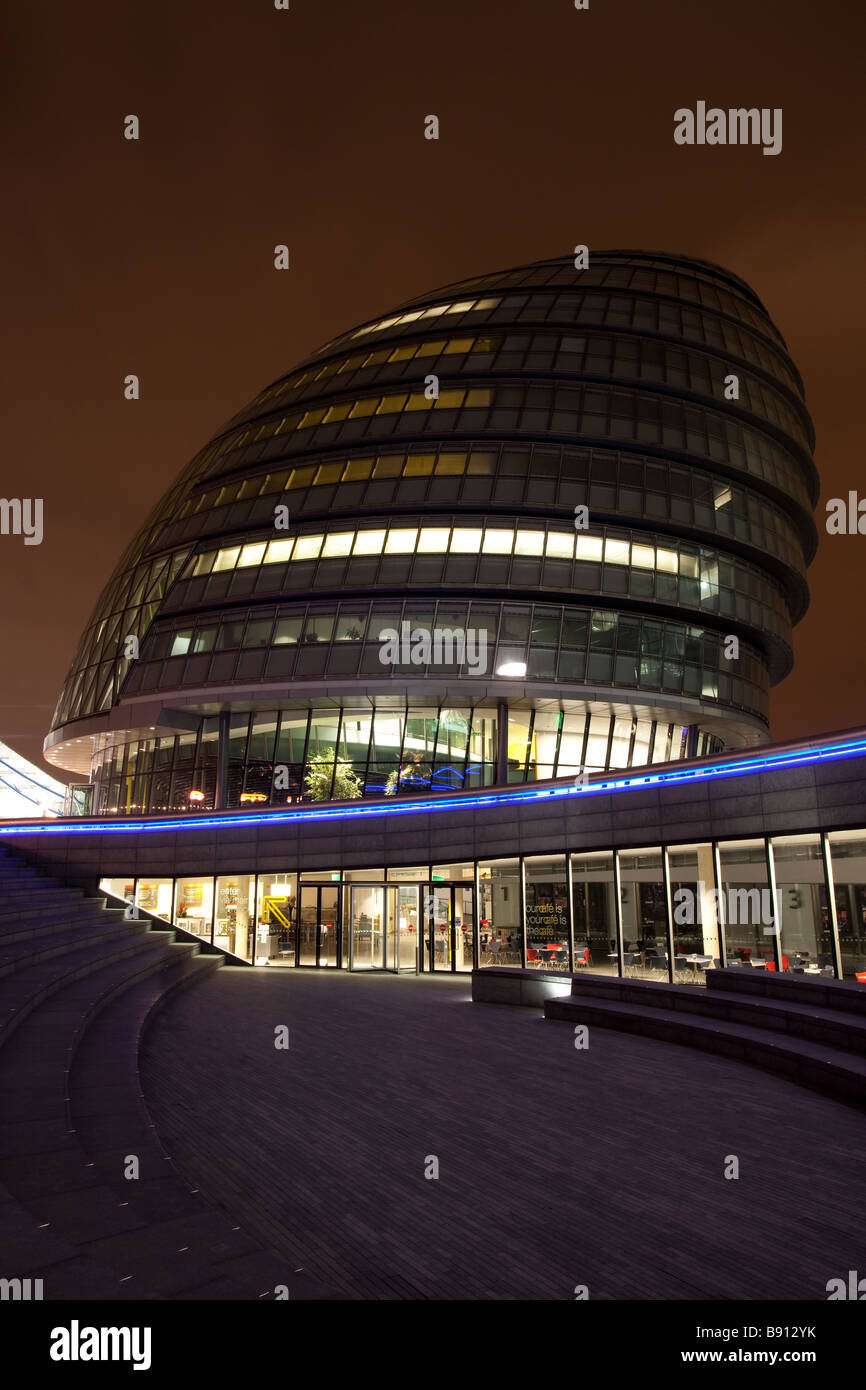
[
  {"x1": 0, "y1": 899, "x2": 119, "y2": 927},
  {"x1": 0, "y1": 920, "x2": 150, "y2": 978},
  {"x1": 0, "y1": 935, "x2": 180, "y2": 1051},
  {"x1": 0, "y1": 944, "x2": 204, "y2": 1297},
  {"x1": 0, "y1": 909, "x2": 139, "y2": 949},
  {"x1": 566, "y1": 973, "x2": 866, "y2": 1056},
  {"x1": 67, "y1": 957, "x2": 336, "y2": 1299},
  {"x1": 706, "y1": 967, "x2": 866, "y2": 1017},
  {"x1": 544, "y1": 994, "x2": 866, "y2": 1108}
]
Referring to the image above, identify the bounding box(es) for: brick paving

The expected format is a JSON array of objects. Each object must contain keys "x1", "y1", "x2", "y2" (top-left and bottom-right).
[{"x1": 140, "y1": 969, "x2": 865, "y2": 1300}]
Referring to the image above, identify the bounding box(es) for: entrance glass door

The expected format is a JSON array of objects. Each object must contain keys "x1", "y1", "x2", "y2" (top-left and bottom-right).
[
  {"x1": 423, "y1": 883, "x2": 475, "y2": 972},
  {"x1": 350, "y1": 885, "x2": 420, "y2": 971},
  {"x1": 350, "y1": 885, "x2": 385, "y2": 969},
  {"x1": 386, "y1": 885, "x2": 420, "y2": 971},
  {"x1": 298, "y1": 885, "x2": 340, "y2": 966}
]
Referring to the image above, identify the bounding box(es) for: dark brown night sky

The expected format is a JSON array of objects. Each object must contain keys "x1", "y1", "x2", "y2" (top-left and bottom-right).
[{"x1": 3, "y1": 0, "x2": 864, "y2": 782}]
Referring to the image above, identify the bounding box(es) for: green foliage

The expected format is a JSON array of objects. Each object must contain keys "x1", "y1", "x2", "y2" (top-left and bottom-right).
[{"x1": 304, "y1": 750, "x2": 362, "y2": 801}]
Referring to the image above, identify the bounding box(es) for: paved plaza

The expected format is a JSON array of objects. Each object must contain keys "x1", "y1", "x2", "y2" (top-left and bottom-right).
[{"x1": 141, "y1": 970, "x2": 864, "y2": 1300}]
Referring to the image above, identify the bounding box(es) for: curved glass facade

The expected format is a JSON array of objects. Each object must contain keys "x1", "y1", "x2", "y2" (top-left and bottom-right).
[{"x1": 45, "y1": 251, "x2": 818, "y2": 811}]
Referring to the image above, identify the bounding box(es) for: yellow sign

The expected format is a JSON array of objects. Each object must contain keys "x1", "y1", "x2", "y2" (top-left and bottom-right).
[{"x1": 263, "y1": 895, "x2": 292, "y2": 929}]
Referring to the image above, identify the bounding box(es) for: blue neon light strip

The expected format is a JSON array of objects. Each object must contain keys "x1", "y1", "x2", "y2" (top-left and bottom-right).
[{"x1": 1, "y1": 735, "x2": 864, "y2": 837}]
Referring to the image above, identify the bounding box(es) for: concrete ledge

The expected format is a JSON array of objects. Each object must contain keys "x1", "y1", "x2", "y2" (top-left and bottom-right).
[
  {"x1": 472, "y1": 966, "x2": 574, "y2": 1008},
  {"x1": 707, "y1": 967, "x2": 866, "y2": 1015}
]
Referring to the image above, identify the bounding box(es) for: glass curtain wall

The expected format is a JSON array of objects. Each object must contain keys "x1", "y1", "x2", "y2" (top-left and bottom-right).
[
  {"x1": 827, "y1": 831, "x2": 866, "y2": 979},
  {"x1": 524, "y1": 856, "x2": 570, "y2": 971},
  {"x1": 100, "y1": 830, "x2": 859, "y2": 982},
  {"x1": 570, "y1": 852, "x2": 617, "y2": 974}
]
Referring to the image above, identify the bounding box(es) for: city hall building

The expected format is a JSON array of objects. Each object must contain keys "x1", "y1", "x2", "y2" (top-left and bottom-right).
[{"x1": 9, "y1": 251, "x2": 864, "y2": 979}]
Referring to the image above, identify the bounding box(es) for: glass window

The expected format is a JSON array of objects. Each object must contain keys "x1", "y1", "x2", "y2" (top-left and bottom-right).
[
  {"x1": 618, "y1": 849, "x2": 668, "y2": 978},
  {"x1": 571, "y1": 852, "x2": 616, "y2": 974},
  {"x1": 265, "y1": 539, "x2": 295, "y2": 564},
  {"x1": 213, "y1": 547, "x2": 240, "y2": 573},
  {"x1": 451, "y1": 529, "x2": 483, "y2": 553},
  {"x1": 239, "y1": 543, "x2": 266, "y2": 567},
  {"x1": 524, "y1": 856, "x2": 569, "y2": 971},
  {"x1": 827, "y1": 831, "x2": 866, "y2": 979},
  {"x1": 254, "y1": 873, "x2": 297, "y2": 966},
  {"x1": 514, "y1": 530, "x2": 544, "y2": 556},
  {"x1": 482, "y1": 531, "x2": 513, "y2": 555},
  {"x1": 293, "y1": 535, "x2": 324, "y2": 561},
  {"x1": 717, "y1": 839, "x2": 774, "y2": 967},
  {"x1": 772, "y1": 834, "x2": 834, "y2": 978},
  {"x1": 135, "y1": 878, "x2": 174, "y2": 920},
  {"x1": 216, "y1": 874, "x2": 256, "y2": 962},
  {"x1": 173, "y1": 876, "x2": 215, "y2": 943},
  {"x1": 418, "y1": 527, "x2": 450, "y2": 552},
  {"x1": 477, "y1": 859, "x2": 521, "y2": 967},
  {"x1": 668, "y1": 843, "x2": 720, "y2": 979},
  {"x1": 353, "y1": 530, "x2": 386, "y2": 555},
  {"x1": 385, "y1": 529, "x2": 418, "y2": 554},
  {"x1": 321, "y1": 533, "x2": 353, "y2": 558},
  {"x1": 273, "y1": 615, "x2": 301, "y2": 644}
]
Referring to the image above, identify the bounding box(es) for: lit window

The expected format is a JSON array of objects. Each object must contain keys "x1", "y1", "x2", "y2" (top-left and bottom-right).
[
  {"x1": 464, "y1": 388, "x2": 492, "y2": 407},
  {"x1": 348, "y1": 399, "x2": 377, "y2": 418},
  {"x1": 322, "y1": 533, "x2": 354, "y2": 557},
  {"x1": 679, "y1": 553, "x2": 699, "y2": 578},
  {"x1": 422, "y1": 305, "x2": 448, "y2": 318},
  {"x1": 418, "y1": 527, "x2": 450, "y2": 552},
  {"x1": 388, "y1": 345, "x2": 418, "y2": 362},
  {"x1": 414, "y1": 339, "x2": 446, "y2": 357},
  {"x1": 604, "y1": 539, "x2": 630, "y2": 565},
  {"x1": 514, "y1": 531, "x2": 544, "y2": 556},
  {"x1": 656, "y1": 548, "x2": 679, "y2": 573},
  {"x1": 342, "y1": 457, "x2": 374, "y2": 480},
  {"x1": 239, "y1": 543, "x2": 267, "y2": 567},
  {"x1": 472, "y1": 298, "x2": 500, "y2": 310},
  {"x1": 434, "y1": 390, "x2": 465, "y2": 408},
  {"x1": 434, "y1": 453, "x2": 466, "y2": 474},
  {"x1": 632, "y1": 544, "x2": 655, "y2": 569},
  {"x1": 443, "y1": 338, "x2": 474, "y2": 354},
  {"x1": 323, "y1": 403, "x2": 351, "y2": 423},
  {"x1": 170, "y1": 632, "x2": 192, "y2": 656},
  {"x1": 575, "y1": 535, "x2": 603, "y2": 561},
  {"x1": 376, "y1": 394, "x2": 408, "y2": 414},
  {"x1": 403, "y1": 455, "x2": 435, "y2": 475},
  {"x1": 193, "y1": 553, "x2": 215, "y2": 577},
  {"x1": 313, "y1": 462, "x2": 343, "y2": 484},
  {"x1": 482, "y1": 530, "x2": 513, "y2": 555},
  {"x1": 265, "y1": 539, "x2": 294, "y2": 564},
  {"x1": 398, "y1": 310, "x2": 424, "y2": 324},
  {"x1": 546, "y1": 533, "x2": 575, "y2": 559},
  {"x1": 385, "y1": 529, "x2": 418, "y2": 554},
  {"x1": 213, "y1": 547, "x2": 240, "y2": 572},
  {"x1": 445, "y1": 301, "x2": 474, "y2": 314},
  {"x1": 404, "y1": 392, "x2": 434, "y2": 411},
  {"x1": 450, "y1": 528, "x2": 483, "y2": 553},
  {"x1": 352, "y1": 530, "x2": 386, "y2": 555},
  {"x1": 298, "y1": 408, "x2": 326, "y2": 429},
  {"x1": 293, "y1": 535, "x2": 324, "y2": 561}
]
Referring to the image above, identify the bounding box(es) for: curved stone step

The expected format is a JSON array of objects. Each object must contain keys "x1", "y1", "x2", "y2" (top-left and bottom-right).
[
  {"x1": 544, "y1": 994, "x2": 866, "y2": 1108},
  {"x1": 567, "y1": 974, "x2": 866, "y2": 1056}
]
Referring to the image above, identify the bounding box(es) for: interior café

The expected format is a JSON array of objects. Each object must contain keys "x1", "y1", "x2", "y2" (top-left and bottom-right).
[{"x1": 97, "y1": 828, "x2": 866, "y2": 982}]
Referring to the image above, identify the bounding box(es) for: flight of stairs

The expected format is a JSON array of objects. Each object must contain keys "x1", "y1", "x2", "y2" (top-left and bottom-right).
[
  {"x1": 544, "y1": 968, "x2": 866, "y2": 1108},
  {"x1": 0, "y1": 846, "x2": 332, "y2": 1299}
]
